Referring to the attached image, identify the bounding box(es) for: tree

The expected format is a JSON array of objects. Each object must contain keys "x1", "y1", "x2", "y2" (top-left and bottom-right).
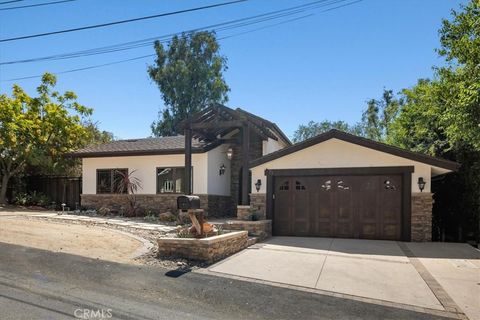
[
  {"x1": 388, "y1": 0, "x2": 480, "y2": 242},
  {"x1": 0, "y1": 73, "x2": 93, "y2": 204},
  {"x1": 292, "y1": 120, "x2": 363, "y2": 143},
  {"x1": 148, "y1": 31, "x2": 230, "y2": 136},
  {"x1": 361, "y1": 89, "x2": 402, "y2": 142}
]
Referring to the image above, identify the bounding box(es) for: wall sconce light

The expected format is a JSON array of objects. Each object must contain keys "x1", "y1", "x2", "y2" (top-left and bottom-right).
[
  {"x1": 226, "y1": 147, "x2": 233, "y2": 160},
  {"x1": 219, "y1": 164, "x2": 226, "y2": 176},
  {"x1": 417, "y1": 177, "x2": 426, "y2": 192},
  {"x1": 255, "y1": 179, "x2": 262, "y2": 192}
]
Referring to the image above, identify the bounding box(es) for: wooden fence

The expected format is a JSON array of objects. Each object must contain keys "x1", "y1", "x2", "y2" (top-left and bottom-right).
[{"x1": 26, "y1": 176, "x2": 82, "y2": 209}]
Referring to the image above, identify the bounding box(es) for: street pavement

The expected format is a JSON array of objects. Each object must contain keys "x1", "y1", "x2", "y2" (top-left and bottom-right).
[{"x1": 0, "y1": 242, "x2": 455, "y2": 320}]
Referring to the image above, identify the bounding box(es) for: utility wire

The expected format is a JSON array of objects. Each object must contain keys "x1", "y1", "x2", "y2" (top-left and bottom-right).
[
  {"x1": 1, "y1": 0, "x2": 347, "y2": 65},
  {"x1": 5, "y1": 14, "x2": 315, "y2": 81},
  {"x1": 3, "y1": 0, "x2": 363, "y2": 81},
  {"x1": 0, "y1": 0, "x2": 247, "y2": 42},
  {"x1": 0, "y1": 0, "x2": 76, "y2": 11},
  {"x1": 0, "y1": 0, "x2": 23, "y2": 5}
]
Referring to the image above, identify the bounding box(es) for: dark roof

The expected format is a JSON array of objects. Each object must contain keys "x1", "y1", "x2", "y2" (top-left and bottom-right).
[
  {"x1": 181, "y1": 104, "x2": 292, "y2": 146},
  {"x1": 235, "y1": 108, "x2": 292, "y2": 145},
  {"x1": 249, "y1": 129, "x2": 460, "y2": 171},
  {"x1": 69, "y1": 136, "x2": 219, "y2": 158}
]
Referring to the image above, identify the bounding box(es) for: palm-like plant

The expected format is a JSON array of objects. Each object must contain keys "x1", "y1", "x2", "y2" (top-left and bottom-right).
[{"x1": 115, "y1": 169, "x2": 143, "y2": 217}]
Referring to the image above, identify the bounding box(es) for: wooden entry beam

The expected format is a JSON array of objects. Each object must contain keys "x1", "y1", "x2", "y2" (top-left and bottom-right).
[{"x1": 241, "y1": 124, "x2": 250, "y2": 205}]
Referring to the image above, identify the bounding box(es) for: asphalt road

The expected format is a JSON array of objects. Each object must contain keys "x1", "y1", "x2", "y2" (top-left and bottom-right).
[{"x1": 0, "y1": 242, "x2": 452, "y2": 320}]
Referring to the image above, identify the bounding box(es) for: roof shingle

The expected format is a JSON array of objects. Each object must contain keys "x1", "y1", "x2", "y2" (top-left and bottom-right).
[{"x1": 70, "y1": 136, "x2": 208, "y2": 157}]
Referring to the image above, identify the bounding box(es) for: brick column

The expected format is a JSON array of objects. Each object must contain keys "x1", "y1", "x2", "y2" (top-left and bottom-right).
[
  {"x1": 411, "y1": 193, "x2": 434, "y2": 242},
  {"x1": 250, "y1": 193, "x2": 266, "y2": 220}
]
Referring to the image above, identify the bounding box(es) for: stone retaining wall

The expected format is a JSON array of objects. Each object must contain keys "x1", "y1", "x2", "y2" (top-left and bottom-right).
[
  {"x1": 81, "y1": 194, "x2": 234, "y2": 217},
  {"x1": 222, "y1": 220, "x2": 272, "y2": 240},
  {"x1": 411, "y1": 193, "x2": 434, "y2": 242},
  {"x1": 157, "y1": 231, "x2": 248, "y2": 263}
]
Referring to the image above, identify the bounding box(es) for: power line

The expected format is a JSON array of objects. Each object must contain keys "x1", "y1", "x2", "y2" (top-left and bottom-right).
[
  {"x1": 0, "y1": 0, "x2": 247, "y2": 43},
  {"x1": 1, "y1": 0, "x2": 346, "y2": 65},
  {"x1": 5, "y1": 14, "x2": 315, "y2": 81},
  {"x1": 3, "y1": 0, "x2": 363, "y2": 81},
  {"x1": 0, "y1": 0, "x2": 76, "y2": 11},
  {"x1": 0, "y1": 0, "x2": 23, "y2": 5}
]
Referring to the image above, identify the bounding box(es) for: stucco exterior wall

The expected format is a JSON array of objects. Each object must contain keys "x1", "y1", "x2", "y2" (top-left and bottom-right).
[
  {"x1": 206, "y1": 144, "x2": 231, "y2": 196},
  {"x1": 82, "y1": 145, "x2": 231, "y2": 196},
  {"x1": 251, "y1": 138, "x2": 433, "y2": 193},
  {"x1": 262, "y1": 138, "x2": 287, "y2": 156}
]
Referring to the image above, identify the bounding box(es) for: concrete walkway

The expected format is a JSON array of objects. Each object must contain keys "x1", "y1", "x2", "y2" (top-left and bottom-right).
[{"x1": 206, "y1": 237, "x2": 479, "y2": 320}]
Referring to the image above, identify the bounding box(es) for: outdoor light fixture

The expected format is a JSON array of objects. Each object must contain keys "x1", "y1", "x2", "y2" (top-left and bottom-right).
[
  {"x1": 226, "y1": 147, "x2": 233, "y2": 160},
  {"x1": 219, "y1": 164, "x2": 226, "y2": 176},
  {"x1": 255, "y1": 179, "x2": 262, "y2": 192},
  {"x1": 417, "y1": 177, "x2": 426, "y2": 192}
]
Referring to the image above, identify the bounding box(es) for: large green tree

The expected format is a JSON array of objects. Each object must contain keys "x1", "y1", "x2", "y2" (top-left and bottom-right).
[
  {"x1": 148, "y1": 31, "x2": 229, "y2": 136},
  {"x1": 361, "y1": 89, "x2": 402, "y2": 142},
  {"x1": 292, "y1": 120, "x2": 363, "y2": 143},
  {"x1": 0, "y1": 73, "x2": 95, "y2": 203},
  {"x1": 389, "y1": 0, "x2": 480, "y2": 242}
]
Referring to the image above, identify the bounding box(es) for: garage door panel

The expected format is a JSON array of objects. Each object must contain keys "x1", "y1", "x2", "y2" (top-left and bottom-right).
[{"x1": 273, "y1": 173, "x2": 403, "y2": 240}]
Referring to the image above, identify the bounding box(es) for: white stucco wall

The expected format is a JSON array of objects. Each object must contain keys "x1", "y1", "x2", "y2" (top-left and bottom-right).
[
  {"x1": 82, "y1": 145, "x2": 231, "y2": 196},
  {"x1": 82, "y1": 153, "x2": 209, "y2": 195},
  {"x1": 251, "y1": 138, "x2": 439, "y2": 193},
  {"x1": 206, "y1": 144, "x2": 231, "y2": 196},
  {"x1": 262, "y1": 138, "x2": 287, "y2": 156}
]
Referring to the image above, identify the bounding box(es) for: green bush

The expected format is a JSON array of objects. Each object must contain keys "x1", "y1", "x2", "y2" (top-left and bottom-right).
[{"x1": 14, "y1": 193, "x2": 31, "y2": 206}]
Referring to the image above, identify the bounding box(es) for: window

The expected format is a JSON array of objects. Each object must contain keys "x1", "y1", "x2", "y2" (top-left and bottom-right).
[
  {"x1": 96, "y1": 169, "x2": 128, "y2": 194},
  {"x1": 157, "y1": 167, "x2": 191, "y2": 194},
  {"x1": 295, "y1": 180, "x2": 306, "y2": 190},
  {"x1": 279, "y1": 180, "x2": 289, "y2": 191}
]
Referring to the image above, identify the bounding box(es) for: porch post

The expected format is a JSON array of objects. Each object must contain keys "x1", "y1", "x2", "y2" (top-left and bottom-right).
[
  {"x1": 241, "y1": 124, "x2": 250, "y2": 205},
  {"x1": 184, "y1": 126, "x2": 192, "y2": 195}
]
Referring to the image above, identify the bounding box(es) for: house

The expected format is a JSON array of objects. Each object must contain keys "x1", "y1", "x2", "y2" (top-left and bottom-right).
[{"x1": 71, "y1": 105, "x2": 459, "y2": 242}]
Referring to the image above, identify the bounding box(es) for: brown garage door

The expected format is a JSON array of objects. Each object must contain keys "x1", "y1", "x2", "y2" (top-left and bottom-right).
[{"x1": 273, "y1": 174, "x2": 402, "y2": 240}]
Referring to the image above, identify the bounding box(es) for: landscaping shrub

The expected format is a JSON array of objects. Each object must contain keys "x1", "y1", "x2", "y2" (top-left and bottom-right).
[{"x1": 13, "y1": 193, "x2": 31, "y2": 206}]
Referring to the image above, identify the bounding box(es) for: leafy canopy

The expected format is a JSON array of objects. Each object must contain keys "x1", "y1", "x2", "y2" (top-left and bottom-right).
[
  {"x1": 0, "y1": 73, "x2": 105, "y2": 202},
  {"x1": 148, "y1": 31, "x2": 229, "y2": 136},
  {"x1": 292, "y1": 120, "x2": 362, "y2": 143}
]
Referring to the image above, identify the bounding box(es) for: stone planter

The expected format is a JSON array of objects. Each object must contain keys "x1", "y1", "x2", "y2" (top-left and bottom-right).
[
  {"x1": 221, "y1": 220, "x2": 272, "y2": 240},
  {"x1": 157, "y1": 231, "x2": 248, "y2": 263}
]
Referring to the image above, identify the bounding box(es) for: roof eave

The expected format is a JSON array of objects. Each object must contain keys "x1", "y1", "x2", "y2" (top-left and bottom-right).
[{"x1": 249, "y1": 130, "x2": 460, "y2": 171}]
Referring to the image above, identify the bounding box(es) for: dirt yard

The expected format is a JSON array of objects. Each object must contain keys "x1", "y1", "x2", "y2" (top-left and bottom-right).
[{"x1": 0, "y1": 216, "x2": 150, "y2": 264}]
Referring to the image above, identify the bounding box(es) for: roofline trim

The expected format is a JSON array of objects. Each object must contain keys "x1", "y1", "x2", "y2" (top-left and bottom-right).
[
  {"x1": 249, "y1": 129, "x2": 460, "y2": 171},
  {"x1": 67, "y1": 140, "x2": 222, "y2": 158}
]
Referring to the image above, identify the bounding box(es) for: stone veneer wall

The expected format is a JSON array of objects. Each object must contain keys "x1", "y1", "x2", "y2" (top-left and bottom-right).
[
  {"x1": 411, "y1": 193, "x2": 434, "y2": 242},
  {"x1": 81, "y1": 194, "x2": 234, "y2": 217},
  {"x1": 230, "y1": 130, "x2": 264, "y2": 209},
  {"x1": 250, "y1": 193, "x2": 266, "y2": 220},
  {"x1": 222, "y1": 220, "x2": 272, "y2": 240},
  {"x1": 157, "y1": 231, "x2": 248, "y2": 263}
]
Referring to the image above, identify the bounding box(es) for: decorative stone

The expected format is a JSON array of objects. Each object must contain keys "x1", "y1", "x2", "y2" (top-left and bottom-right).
[
  {"x1": 236, "y1": 205, "x2": 251, "y2": 220},
  {"x1": 157, "y1": 231, "x2": 248, "y2": 263},
  {"x1": 411, "y1": 192, "x2": 434, "y2": 242},
  {"x1": 159, "y1": 212, "x2": 176, "y2": 222},
  {"x1": 249, "y1": 193, "x2": 266, "y2": 220},
  {"x1": 80, "y1": 194, "x2": 235, "y2": 218},
  {"x1": 222, "y1": 220, "x2": 272, "y2": 240}
]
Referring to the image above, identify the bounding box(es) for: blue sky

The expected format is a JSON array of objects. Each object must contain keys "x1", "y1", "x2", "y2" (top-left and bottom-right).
[{"x1": 0, "y1": 0, "x2": 465, "y2": 139}]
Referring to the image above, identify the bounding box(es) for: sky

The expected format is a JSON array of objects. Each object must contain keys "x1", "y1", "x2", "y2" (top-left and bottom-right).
[{"x1": 0, "y1": 0, "x2": 466, "y2": 140}]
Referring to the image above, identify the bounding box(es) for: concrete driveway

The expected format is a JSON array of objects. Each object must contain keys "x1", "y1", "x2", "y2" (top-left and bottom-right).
[{"x1": 207, "y1": 237, "x2": 480, "y2": 320}]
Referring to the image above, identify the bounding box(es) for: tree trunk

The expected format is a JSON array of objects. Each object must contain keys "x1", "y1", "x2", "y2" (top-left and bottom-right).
[{"x1": 0, "y1": 174, "x2": 10, "y2": 204}]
